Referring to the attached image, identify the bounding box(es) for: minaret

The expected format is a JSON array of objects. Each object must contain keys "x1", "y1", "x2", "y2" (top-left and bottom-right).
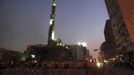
[{"x1": 48, "y1": 0, "x2": 56, "y2": 46}]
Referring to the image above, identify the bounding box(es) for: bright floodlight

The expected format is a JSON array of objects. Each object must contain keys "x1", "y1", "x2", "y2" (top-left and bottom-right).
[
  {"x1": 77, "y1": 42, "x2": 87, "y2": 47},
  {"x1": 82, "y1": 42, "x2": 87, "y2": 47}
]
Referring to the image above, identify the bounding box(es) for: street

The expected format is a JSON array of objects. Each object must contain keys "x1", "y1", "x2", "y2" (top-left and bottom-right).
[
  {"x1": 103, "y1": 66, "x2": 134, "y2": 75},
  {"x1": 0, "y1": 66, "x2": 134, "y2": 75}
]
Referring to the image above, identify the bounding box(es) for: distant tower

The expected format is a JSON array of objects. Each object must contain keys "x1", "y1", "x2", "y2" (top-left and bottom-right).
[{"x1": 48, "y1": 0, "x2": 56, "y2": 46}]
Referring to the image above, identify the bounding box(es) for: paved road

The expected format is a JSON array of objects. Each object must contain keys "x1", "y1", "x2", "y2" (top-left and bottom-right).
[
  {"x1": 103, "y1": 67, "x2": 134, "y2": 75},
  {"x1": 0, "y1": 67, "x2": 133, "y2": 75},
  {"x1": 0, "y1": 68, "x2": 102, "y2": 75}
]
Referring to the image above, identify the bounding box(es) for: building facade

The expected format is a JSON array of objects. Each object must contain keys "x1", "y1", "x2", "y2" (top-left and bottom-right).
[
  {"x1": 24, "y1": 44, "x2": 71, "y2": 61},
  {"x1": 67, "y1": 45, "x2": 89, "y2": 61},
  {"x1": 104, "y1": 20, "x2": 116, "y2": 47},
  {"x1": 0, "y1": 48, "x2": 22, "y2": 62},
  {"x1": 100, "y1": 20, "x2": 117, "y2": 59},
  {"x1": 105, "y1": 0, "x2": 134, "y2": 52}
]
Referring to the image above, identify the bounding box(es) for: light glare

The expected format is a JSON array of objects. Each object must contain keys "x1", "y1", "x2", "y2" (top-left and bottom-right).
[
  {"x1": 77, "y1": 42, "x2": 87, "y2": 47},
  {"x1": 31, "y1": 54, "x2": 35, "y2": 58},
  {"x1": 96, "y1": 62, "x2": 101, "y2": 68},
  {"x1": 51, "y1": 31, "x2": 55, "y2": 40},
  {"x1": 53, "y1": 3, "x2": 56, "y2": 6}
]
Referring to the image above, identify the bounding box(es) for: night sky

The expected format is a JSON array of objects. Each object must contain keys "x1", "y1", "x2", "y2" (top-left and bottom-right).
[{"x1": 0, "y1": 0, "x2": 109, "y2": 57}]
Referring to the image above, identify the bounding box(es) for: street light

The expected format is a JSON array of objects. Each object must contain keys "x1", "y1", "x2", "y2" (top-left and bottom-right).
[
  {"x1": 96, "y1": 62, "x2": 101, "y2": 68},
  {"x1": 31, "y1": 54, "x2": 35, "y2": 58}
]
